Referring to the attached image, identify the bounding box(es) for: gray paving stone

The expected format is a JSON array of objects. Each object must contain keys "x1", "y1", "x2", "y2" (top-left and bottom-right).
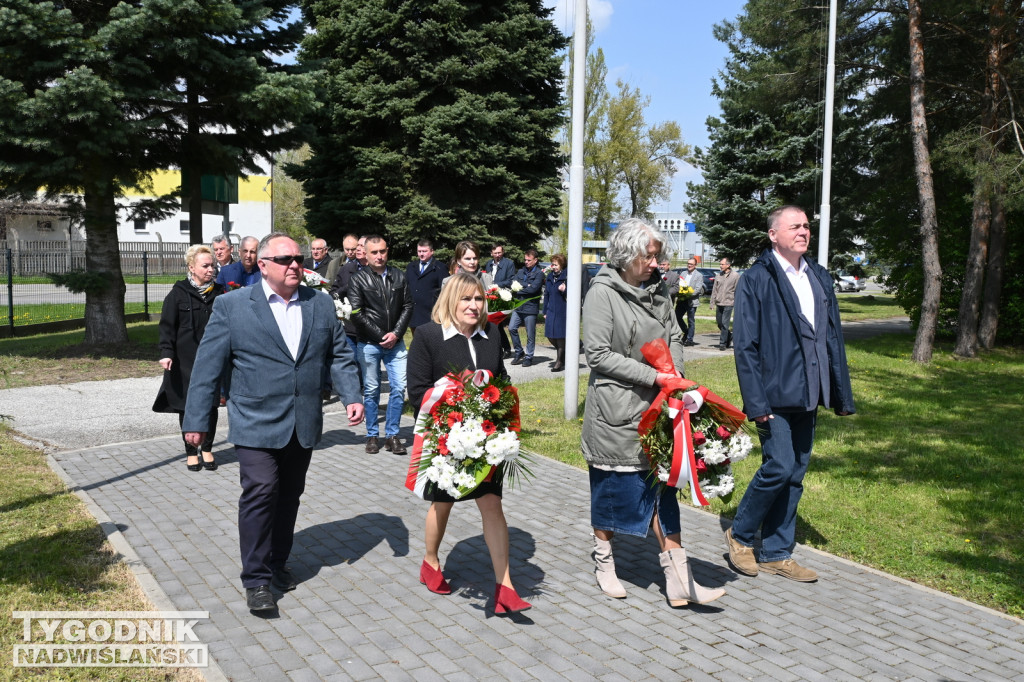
[{"x1": 32, "y1": 404, "x2": 1024, "y2": 681}]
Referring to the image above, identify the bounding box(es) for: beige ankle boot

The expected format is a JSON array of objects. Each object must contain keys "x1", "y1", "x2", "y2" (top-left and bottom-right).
[
  {"x1": 662, "y1": 548, "x2": 725, "y2": 606},
  {"x1": 593, "y1": 535, "x2": 627, "y2": 598}
]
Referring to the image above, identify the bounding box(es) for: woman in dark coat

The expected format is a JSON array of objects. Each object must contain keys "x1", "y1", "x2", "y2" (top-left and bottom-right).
[
  {"x1": 543, "y1": 253, "x2": 568, "y2": 371},
  {"x1": 153, "y1": 244, "x2": 224, "y2": 471},
  {"x1": 407, "y1": 272, "x2": 530, "y2": 614}
]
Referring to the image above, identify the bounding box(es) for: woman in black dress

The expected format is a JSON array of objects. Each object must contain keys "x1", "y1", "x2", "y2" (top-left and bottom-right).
[
  {"x1": 152, "y1": 244, "x2": 224, "y2": 471},
  {"x1": 407, "y1": 272, "x2": 531, "y2": 614}
]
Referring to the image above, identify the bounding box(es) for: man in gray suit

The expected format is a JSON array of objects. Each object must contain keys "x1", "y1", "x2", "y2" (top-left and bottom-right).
[{"x1": 184, "y1": 232, "x2": 364, "y2": 613}]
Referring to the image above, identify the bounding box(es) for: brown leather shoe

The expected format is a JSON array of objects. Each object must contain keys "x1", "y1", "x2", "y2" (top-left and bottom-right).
[
  {"x1": 365, "y1": 436, "x2": 379, "y2": 454},
  {"x1": 725, "y1": 527, "x2": 758, "y2": 576},
  {"x1": 759, "y1": 558, "x2": 818, "y2": 582},
  {"x1": 384, "y1": 436, "x2": 406, "y2": 455}
]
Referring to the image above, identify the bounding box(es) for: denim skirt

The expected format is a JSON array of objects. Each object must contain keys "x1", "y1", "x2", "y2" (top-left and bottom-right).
[{"x1": 588, "y1": 467, "x2": 681, "y2": 538}]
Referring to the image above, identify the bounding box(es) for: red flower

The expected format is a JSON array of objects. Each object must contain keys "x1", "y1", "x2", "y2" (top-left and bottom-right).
[
  {"x1": 693, "y1": 431, "x2": 707, "y2": 446},
  {"x1": 446, "y1": 411, "x2": 464, "y2": 428},
  {"x1": 227, "y1": 281, "x2": 241, "y2": 290},
  {"x1": 481, "y1": 420, "x2": 496, "y2": 435},
  {"x1": 438, "y1": 434, "x2": 450, "y2": 455},
  {"x1": 695, "y1": 458, "x2": 707, "y2": 473},
  {"x1": 482, "y1": 385, "x2": 501, "y2": 404},
  {"x1": 716, "y1": 426, "x2": 732, "y2": 440},
  {"x1": 445, "y1": 387, "x2": 465, "y2": 406}
]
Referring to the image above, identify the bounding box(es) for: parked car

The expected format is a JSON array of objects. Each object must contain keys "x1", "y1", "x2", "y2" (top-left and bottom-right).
[
  {"x1": 696, "y1": 267, "x2": 717, "y2": 295},
  {"x1": 833, "y1": 270, "x2": 867, "y2": 292}
]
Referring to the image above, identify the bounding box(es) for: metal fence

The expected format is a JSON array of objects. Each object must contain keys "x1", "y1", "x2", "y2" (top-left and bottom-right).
[
  {"x1": 1, "y1": 244, "x2": 174, "y2": 336},
  {"x1": 0, "y1": 239, "x2": 192, "y2": 277}
]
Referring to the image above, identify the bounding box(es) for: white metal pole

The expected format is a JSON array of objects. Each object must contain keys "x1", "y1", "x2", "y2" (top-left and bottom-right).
[
  {"x1": 817, "y1": 0, "x2": 838, "y2": 268},
  {"x1": 564, "y1": 0, "x2": 587, "y2": 420}
]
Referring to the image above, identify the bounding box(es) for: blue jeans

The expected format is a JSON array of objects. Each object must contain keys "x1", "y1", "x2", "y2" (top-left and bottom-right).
[
  {"x1": 509, "y1": 311, "x2": 537, "y2": 359},
  {"x1": 357, "y1": 340, "x2": 407, "y2": 439},
  {"x1": 730, "y1": 410, "x2": 817, "y2": 562},
  {"x1": 716, "y1": 305, "x2": 733, "y2": 347}
]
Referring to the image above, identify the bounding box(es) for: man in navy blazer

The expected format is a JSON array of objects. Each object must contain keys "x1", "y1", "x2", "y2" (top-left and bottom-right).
[
  {"x1": 484, "y1": 244, "x2": 516, "y2": 357},
  {"x1": 184, "y1": 233, "x2": 364, "y2": 613},
  {"x1": 405, "y1": 238, "x2": 445, "y2": 332}
]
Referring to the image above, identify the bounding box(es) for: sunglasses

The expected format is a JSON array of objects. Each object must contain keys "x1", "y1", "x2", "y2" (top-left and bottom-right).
[{"x1": 261, "y1": 255, "x2": 304, "y2": 265}]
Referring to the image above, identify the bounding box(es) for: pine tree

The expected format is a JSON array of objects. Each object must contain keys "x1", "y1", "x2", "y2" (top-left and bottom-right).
[
  {"x1": 295, "y1": 0, "x2": 566, "y2": 258},
  {"x1": 0, "y1": 0, "x2": 313, "y2": 343}
]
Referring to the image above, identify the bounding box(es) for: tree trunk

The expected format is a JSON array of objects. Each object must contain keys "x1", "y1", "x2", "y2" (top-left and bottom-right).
[
  {"x1": 954, "y1": 0, "x2": 1005, "y2": 358},
  {"x1": 187, "y1": 83, "x2": 204, "y2": 246},
  {"x1": 908, "y1": 0, "x2": 941, "y2": 364},
  {"x1": 82, "y1": 174, "x2": 129, "y2": 346},
  {"x1": 978, "y1": 187, "x2": 1006, "y2": 348}
]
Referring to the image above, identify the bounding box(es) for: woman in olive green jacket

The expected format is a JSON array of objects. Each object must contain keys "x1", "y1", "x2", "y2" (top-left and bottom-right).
[{"x1": 581, "y1": 218, "x2": 725, "y2": 608}]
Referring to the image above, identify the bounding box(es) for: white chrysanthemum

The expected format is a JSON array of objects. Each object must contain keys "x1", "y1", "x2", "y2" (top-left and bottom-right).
[
  {"x1": 498, "y1": 287, "x2": 513, "y2": 301},
  {"x1": 657, "y1": 465, "x2": 670, "y2": 483},
  {"x1": 453, "y1": 470, "x2": 477, "y2": 489},
  {"x1": 334, "y1": 297, "x2": 353, "y2": 320},
  {"x1": 447, "y1": 419, "x2": 487, "y2": 461},
  {"x1": 727, "y1": 432, "x2": 753, "y2": 462},
  {"x1": 697, "y1": 439, "x2": 729, "y2": 465},
  {"x1": 485, "y1": 429, "x2": 519, "y2": 463},
  {"x1": 700, "y1": 473, "x2": 735, "y2": 499},
  {"x1": 510, "y1": 280, "x2": 523, "y2": 292}
]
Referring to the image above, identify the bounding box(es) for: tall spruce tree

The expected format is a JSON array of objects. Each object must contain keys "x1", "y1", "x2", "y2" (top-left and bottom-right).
[
  {"x1": 0, "y1": 0, "x2": 313, "y2": 343},
  {"x1": 686, "y1": 0, "x2": 867, "y2": 266},
  {"x1": 295, "y1": 0, "x2": 566, "y2": 258}
]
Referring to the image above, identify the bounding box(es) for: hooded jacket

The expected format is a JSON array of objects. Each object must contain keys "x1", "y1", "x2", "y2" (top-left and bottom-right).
[
  {"x1": 581, "y1": 265, "x2": 684, "y2": 468},
  {"x1": 733, "y1": 248, "x2": 856, "y2": 418}
]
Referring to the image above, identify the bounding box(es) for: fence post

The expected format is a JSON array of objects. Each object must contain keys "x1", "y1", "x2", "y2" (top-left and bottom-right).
[
  {"x1": 6, "y1": 248, "x2": 13, "y2": 332},
  {"x1": 143, "y1": 251, "x2": 149, "y2": 316}
]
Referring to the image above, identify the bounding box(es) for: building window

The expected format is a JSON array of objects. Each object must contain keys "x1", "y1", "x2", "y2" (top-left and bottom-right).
[
  {"x1": 134, "y1": 219, "x2": 146, "y2": 232},
  {"x1": 180, "y1": 220, "x2": 189, "y2": 233}
]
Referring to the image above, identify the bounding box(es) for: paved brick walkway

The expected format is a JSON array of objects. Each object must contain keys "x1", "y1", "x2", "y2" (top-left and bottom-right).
[{"x1": 50, "y1": 410, "x2": 1024, "y2": 681}]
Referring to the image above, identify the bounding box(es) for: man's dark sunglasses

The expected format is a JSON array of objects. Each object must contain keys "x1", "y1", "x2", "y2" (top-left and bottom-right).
[{"x1": 261, "y1": 255, "x2": 304, "y2": 265}]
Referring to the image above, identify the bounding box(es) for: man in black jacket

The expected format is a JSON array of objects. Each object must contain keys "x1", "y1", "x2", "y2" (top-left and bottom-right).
[
  {"x1": 347, "y1": 235, "x2": 413, "y2": 455},
  {"x1": 725, "y1": 205, "x2": 855, "y2": 583}
]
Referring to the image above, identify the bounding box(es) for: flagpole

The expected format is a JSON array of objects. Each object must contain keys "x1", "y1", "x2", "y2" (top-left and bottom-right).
[
  {"x1": 817, "y1": 0, "x2": 837, "y2": 267},
  {"x1": 564, "y1": 0, "x2": 587, "y2": 420}
]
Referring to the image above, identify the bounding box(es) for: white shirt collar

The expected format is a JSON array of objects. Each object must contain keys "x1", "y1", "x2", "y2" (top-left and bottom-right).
[
  {"x1": 442, "y1": 324, "x2": 488, "y2": 340},
  {"x1": 260, "y1": 278, "x2": 299, "y2": 304},
  {"x1": 772, "y1": 249, "x2": 808, "y2": 275}
]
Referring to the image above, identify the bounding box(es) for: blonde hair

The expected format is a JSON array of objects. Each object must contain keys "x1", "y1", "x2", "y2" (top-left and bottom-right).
[
  {"x1": 185, "y1": 244, "x2": 213, "y2": 267},
  {"x1": 432, "y1": 272, "x2": 487, "y2": 332}
]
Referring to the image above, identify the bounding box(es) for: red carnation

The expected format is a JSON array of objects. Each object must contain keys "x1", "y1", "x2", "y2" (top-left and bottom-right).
[
  {"x1": 445, "y1": 387, "x2": 465, "y2": 406},
  {"x1": 446, "y1": 411, "x2": 464, "y2": 428},
  {"x1": 695, "y1": 458, "x2": 707, "y2": 473},
  {"x1": 438, "y1": 434, "x2": 450, "y2": 455},
  {"x1": 481, "y1": 420, "x2": 496, "y2": 435},
  {"x1": 693, "y1": 431, "x2": 707, "y2": 446},
  {"x1": 716, "y1": 426, "x2": 732, "y2": 440},
  {"x1": 482, "y1": 385, "x2": 501, "y2": 404}
]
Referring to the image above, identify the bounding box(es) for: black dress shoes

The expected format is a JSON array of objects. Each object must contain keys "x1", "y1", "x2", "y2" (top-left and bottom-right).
[
  {"x1": 511, "y1": 355, "x2": 524, "y2": 365},
  {"x1": 271, "y1": 567, "x2": 297, "y2": 592},
  {"x1": 384, "y1": 436, "x2": 407, "y2": 455},
  {"x1": 246, "y1": 585, "x2": 276, "y2": 611},
  {"x1": 365, "y1": 436, "x2": 380, "y2": 454}
]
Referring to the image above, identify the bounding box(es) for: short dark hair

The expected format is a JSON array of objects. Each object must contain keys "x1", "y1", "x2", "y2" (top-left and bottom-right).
[
  {"x1": 417, "y1": 238, "x2": 434, "y2": 249},
  {"x1": 524, "y1": 248, "x2": 539, "y2": 259},
  {"x1": 767, "y1": 204, "x2": 807, "y2": 231},
  {"x1": 364, "y1": 234, "x2": 386, "y2": 246}
]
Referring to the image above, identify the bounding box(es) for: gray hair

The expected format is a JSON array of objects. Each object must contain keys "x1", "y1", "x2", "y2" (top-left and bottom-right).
[
  {"x1": 256, "y1": 232, "x2": 293, "y2": 257},
  {"x1": 210, "y1": 234, "x2": 231, "y2": 247},
  {"x1": 606, "y1": 218, "x2": 665, "y2": 270},
  {"x1": 767, "y1": 204, "x2": 807, "y2": 232}
]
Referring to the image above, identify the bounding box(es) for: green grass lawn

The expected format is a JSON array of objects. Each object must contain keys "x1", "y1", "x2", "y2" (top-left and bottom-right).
[
  {"x1": 6, "y1": 302, "x2": 161, "y2": 327},
  {"x1": 0, "y1": 425, "x2": 196, "y2": 682},
  {"x1": 518, "y1": 333, "x2": 1024, "y2": 617}
]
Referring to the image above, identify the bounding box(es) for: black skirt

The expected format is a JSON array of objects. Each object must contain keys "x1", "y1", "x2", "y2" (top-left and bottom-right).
[{"x1": 423, "y1": 467, "x2": 504, "y2": 503}]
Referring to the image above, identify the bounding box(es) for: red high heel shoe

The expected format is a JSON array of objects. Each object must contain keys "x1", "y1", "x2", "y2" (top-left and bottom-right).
[
  {"x1": 493, "y1": 584, "x2": 531, "y2": 614},
  {"x1": 419, "y1": 561, "x2": 451, "y2": 595}
]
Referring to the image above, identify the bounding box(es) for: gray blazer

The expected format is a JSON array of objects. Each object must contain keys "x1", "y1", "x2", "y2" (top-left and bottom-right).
[{"x1": 183, "y1": 285, "x2": 362, "y2": 449}]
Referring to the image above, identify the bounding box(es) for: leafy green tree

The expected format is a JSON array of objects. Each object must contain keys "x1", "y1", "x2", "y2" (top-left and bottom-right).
[
  {"x1": 295, "y1": 0, "x2": 566, "y2": 259},
  {"x1": 272, "y1": 145, "x2": 314, "y2": 243},
  {"x1": 605, "y1": 80, "x2": 689, "y2": 220}
]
